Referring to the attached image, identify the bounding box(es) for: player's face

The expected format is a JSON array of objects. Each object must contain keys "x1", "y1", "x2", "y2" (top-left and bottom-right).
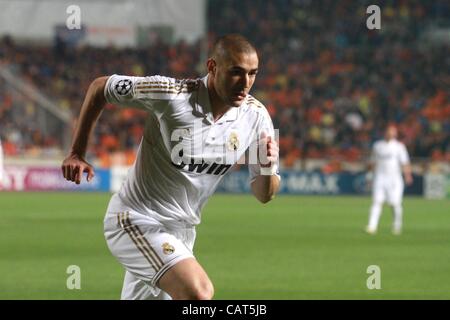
[
  {"x1": 212, "y1": 52, "x2": 259, "y2": 107},
  {"x1": 385, "y1": 126, "x2": 398, "y2": 140}
]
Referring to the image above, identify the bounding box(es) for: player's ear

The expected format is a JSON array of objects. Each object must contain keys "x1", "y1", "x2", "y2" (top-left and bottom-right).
[{"x1": 207, "y1": 58, "x2": 216, "y2": 76}]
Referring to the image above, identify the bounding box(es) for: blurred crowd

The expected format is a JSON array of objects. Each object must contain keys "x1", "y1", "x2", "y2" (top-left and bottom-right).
[
  {"x1": 0, "y1": 0, "x2": 449, "y2": 167},
  {"x1": 0, "y1": 37, "x2": 202, "y2": 165},
  {"x1": 209, "y1": 0, "x2": 450, "y2": 166}
]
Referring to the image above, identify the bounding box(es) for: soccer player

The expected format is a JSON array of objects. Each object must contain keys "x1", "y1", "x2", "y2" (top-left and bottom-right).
[
  {"x1": 61, "y1": 34, "x2": 280, "y2": 300},
  {"x1": 365, "y1": 124, "x2": 413, "y2": 235}
]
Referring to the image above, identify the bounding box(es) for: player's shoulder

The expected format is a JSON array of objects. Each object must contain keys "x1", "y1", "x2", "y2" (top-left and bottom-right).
[
  {"x1": 372, "y1": 139, "x2": 383, "y2": 148},
  {"x1": 245, "y1": 94, "x2": 265, "y2": 109},
  {"x1": 395, "y1": 140, "x2": 408, "y2": 151},
  {"x1": 244, "y1": 94, "x2": 270, "y2": 117},
  {"x1": 133, "y1": 75, "x2": 201, "y2": 95}
]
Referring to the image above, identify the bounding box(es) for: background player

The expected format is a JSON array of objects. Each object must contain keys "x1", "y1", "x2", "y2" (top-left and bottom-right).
[
  {"x1": 61, "y1": 34, "x2": 280, "y2": 300},
  {"x1": 366, "y1": 124, "x2": 413, "y2": 235}
]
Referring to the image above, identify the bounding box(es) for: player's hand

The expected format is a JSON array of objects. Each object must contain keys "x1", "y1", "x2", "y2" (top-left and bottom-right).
[
  {"x1": 61, "y1": 153, "x2": 95, "y2": 184},
  {"x1": 405, "y1": 174, "x2": 413, "y2": 186},
  {"x1": 258, "y1": 132, "x2": 279, "y2": 168}
]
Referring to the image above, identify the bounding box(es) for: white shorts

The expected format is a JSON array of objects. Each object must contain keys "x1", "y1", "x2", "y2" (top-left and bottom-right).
[
  {"x1": 104, "y1": 193, "x2": 196, "y2": 300},
  {"x1": 372, "y1": 177, "x2": 404, "y2": 206}
]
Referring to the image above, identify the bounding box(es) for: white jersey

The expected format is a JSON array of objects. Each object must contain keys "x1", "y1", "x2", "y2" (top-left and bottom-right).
[
  {"x1": 104, "y1": 74, "x2": 279, "y2": 227},
  {"x1": 371, "y1": 139, "x2": 410, "y2": 180}
]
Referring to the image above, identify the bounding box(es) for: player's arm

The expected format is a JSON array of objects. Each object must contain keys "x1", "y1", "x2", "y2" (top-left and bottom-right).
[
  {"x1": 365, "y1": 161, "x2": 374, "y2": 184},
  {"x1": 251, "y1": 133, "x2": 280, "y2": 203},
  {"x1": 402, "y1": 164, "x2": 413, "y2": 185},
  {"x1": 61, "y1": 76, "x2": 109, "y2": 184},
  {"x1": 367, "y1": 142, "x2": 377, "y2": 172},
  {"x1": 400, "y1": 144, "x2": 413, "y2": 185},
  {"x1": 62, "y1": 74, "x2": 185, "y2": 184},
  {"x1": 251, "y1": 175, "x2": 280, "y2": 204}
]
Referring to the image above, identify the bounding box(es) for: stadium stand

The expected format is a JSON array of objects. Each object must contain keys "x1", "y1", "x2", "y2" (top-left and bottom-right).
[{"x1": 0, "y1": 0, "x2": 448, "y2": 168}]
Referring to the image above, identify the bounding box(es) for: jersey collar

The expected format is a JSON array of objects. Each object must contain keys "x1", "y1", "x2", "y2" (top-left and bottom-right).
[
  {"x1": 197, "y1": 75, "x2": 240, "y2": 125},
  {"x1": 195, "y1": 75, "x2": 213, "y2": 124}
]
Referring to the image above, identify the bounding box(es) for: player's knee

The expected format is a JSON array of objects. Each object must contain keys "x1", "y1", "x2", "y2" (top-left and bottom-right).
[
  {"x1": 169, "y1": 278, "x2": 214, "y2": 300},
  {"x1": 371, "y1": 202, "x2": 382, "y2": 209},
  {"x1": 189, "y1": 280, "x2": 214, "y2": 300},
  {"x1": 178, "y1": 279, "x2": 214, "y2": 300}
]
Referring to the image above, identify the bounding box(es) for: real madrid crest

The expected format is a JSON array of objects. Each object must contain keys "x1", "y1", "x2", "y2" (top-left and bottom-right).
[
  {"x1": 227, "y1": 131, "x2": 240, "y2": 151},
  {"x1": 162, "y1": 242, "x2": 175, "y2": 255}
]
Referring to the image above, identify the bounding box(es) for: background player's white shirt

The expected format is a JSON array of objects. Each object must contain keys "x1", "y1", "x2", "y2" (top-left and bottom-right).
[
  {"x1": 104, "y1": 74, "x2": 280, "y2": 227},
  {"x1": 371, "y1": 139, "x2": 410, "y2": 181}
]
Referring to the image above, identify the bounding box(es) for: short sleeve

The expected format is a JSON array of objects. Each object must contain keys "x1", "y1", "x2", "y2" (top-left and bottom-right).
[
  {"x1": 104, "y1": 74, "x2": 196, "y2": 114},
  {"x1": 248, "y1": 108, "x2": 281, "y2": 184},
  {"x1": 398, "y1": 143, "x2": 410, "y2": 165}
]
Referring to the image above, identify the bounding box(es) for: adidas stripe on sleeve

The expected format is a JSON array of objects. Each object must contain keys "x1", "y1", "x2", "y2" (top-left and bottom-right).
[{"x1": 104, "y1": 74, "x2": 197, "y2": 114}]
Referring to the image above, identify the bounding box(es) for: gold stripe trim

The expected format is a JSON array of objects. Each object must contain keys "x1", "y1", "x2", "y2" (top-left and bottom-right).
[
  {"x1": 125, "y1": 212, "x2": 164, "y2": 268},
  {"x1": 135, "y1": 84, "x2": 189, "y2": 89},
  {"x1": 122, "y1": 212, "x2": 161, "y2": 269},
  {"x1": 119, "y1": 212, "x2": 162, "y2": 270},
  {"x1": 123, "y1": 212, "x2": 163, "y2": 269},
  {"x1": 136, "y1": 90, "x2": 190, "y2": 94},
  {"x1": 137, "y1": 81, "x2": 176, "y2": 85}
]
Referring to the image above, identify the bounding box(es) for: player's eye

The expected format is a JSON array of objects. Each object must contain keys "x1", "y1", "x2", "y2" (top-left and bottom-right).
[{"x1": 230, "y1": 69, "x2": 242, "y2": 76}]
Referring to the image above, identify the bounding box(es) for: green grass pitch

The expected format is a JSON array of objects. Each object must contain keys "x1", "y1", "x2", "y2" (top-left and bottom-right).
[{"x1": 0, "y1": 192, "x2": 449, "y2": 299}]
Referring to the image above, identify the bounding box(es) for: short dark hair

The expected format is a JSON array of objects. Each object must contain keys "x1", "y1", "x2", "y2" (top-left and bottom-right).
[{"x1": 211, "y1": 34, "x2": 257, "y2": 62}]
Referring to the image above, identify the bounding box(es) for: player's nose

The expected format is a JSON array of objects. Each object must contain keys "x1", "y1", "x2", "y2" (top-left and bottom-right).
[
  {"x1": 237, "y1": 74, "x2": 250, "y2": 92},
  {"x1": 244, "y1": 74, "x2": 251, "y2": 89}
]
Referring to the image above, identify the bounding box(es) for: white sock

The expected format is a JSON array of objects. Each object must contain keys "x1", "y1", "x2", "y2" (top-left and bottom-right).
[{"x1": 392, "y1": 204, "x2": 403, "y2": 232}]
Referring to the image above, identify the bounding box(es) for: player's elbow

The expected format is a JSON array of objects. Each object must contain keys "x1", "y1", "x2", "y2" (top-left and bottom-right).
[
  {"x1": 88, "y1": 76, "x2": 109, "y2": 105},
  {"x1": 91, "y1": 76, "x2": 109, "y2": 92}
]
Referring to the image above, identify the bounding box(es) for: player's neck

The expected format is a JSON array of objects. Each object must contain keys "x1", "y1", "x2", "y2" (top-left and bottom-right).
[
  {"x1": 207, "y1": 80, "x2": 231, "y2": 122},
  {"x1": 211, "y1": 100, "x2": 231, "y2": 122}
]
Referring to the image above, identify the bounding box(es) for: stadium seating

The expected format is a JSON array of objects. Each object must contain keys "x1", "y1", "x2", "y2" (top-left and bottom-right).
[{"x1": 0, "y1": 0, "x2": 448, "y2": 167}]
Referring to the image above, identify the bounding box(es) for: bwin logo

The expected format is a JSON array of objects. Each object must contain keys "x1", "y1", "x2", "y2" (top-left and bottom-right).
[
  {"x1": 172, "y1": 157, "x2": 232, "y2": 175},
  {"x1": 170, "y1": 126, "x2": 235, "y2": 175}
]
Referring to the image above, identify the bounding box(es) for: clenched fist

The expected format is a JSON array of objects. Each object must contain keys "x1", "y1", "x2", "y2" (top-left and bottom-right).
[{"x1": 258, "y1": 131, "x2": 279, "y2": 168}]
